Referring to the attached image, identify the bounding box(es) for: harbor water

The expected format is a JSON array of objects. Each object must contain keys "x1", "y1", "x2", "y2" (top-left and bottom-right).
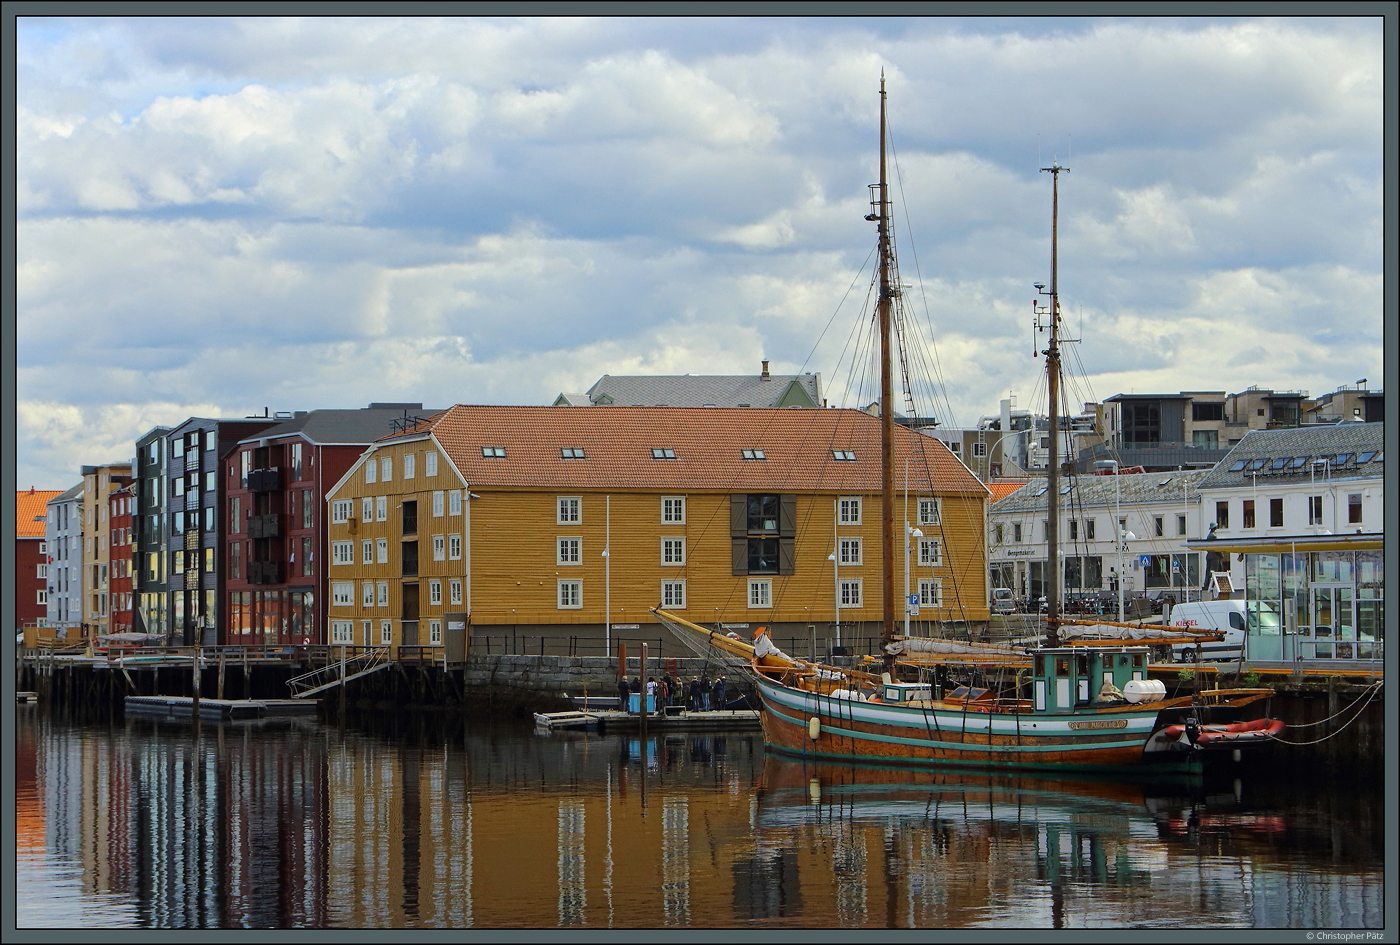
[{"x1": 13, "y1": 704, "x2": 1386, "y2": 930}]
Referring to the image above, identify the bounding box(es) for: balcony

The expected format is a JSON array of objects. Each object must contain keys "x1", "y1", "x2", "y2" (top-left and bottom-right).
[
  {"x1": 248, "y1": 561, "x2": 283, "y2": 585},
  {"x1": 248, "y1": 513, "x2": 281, "y2": 539},
  {"x1": 248, "y1": 467, "x2": 281, "y2": 493}
]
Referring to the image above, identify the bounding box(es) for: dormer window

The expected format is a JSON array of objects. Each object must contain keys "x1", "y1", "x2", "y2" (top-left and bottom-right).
[
  {"x1": 741, "y1": 449, "x2": 766, "y2": 460},
  {"x1": 560, "y1": 448, "x2": 586, "y2": 459},
  {"x1": 832, "y1": 450, "x2": 856, "y2": 461},
  {"x1": 652, "y1": 448, "x2": 676, "y2": 460},
  {"x1": 482, "y1": 447, "x2": 506, "y2": 458}
]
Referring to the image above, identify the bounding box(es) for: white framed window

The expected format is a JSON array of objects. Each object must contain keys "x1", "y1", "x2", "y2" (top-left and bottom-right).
[
  {"x1": 380, "y1": 457, "x2": 392, "y2": 481},
  {"x1": 839, "y1": 578, "x2": 862, "y2": 607},
  {"x1": 403, "y1": 453, "x2": 415, "y2": 479},
  {"x1": 362, "y1": 497, "x2": 373, "y2": 521},
  {"x1": 332, "y1": 583, "x2": 353, "y2": 606},
  {"x1": 331, "y1": 541, "x2": 353, "y2": 565},
  {"x1": 832, "y1": 449, "x2": 856, "y2": 461},
  {"x1": 376, "y1": 538, "x2": 388, "y2": 563},
  {"x1": 331, "y1": 620, "x2": 354, "y2": 643},
  {"x1": 558, "y1": 537, "x2": 581, "y2": 565},
  {"x1": 362, "y1": 582, "x2": 374, "y2": 607},
  {"x1": 37, "y1": 589, "x2": 48, "y2": 605},
  {"x1": 558, "y1": 579, "x2": 582, "y2": 609},
  {"x1": 448, "y1": 534, "x2": 461, "y2": 560},
  {"x1": 429, "y1": 579, "x2": 442, "y2": 605},
  {"x1": 748, "y1": 579, "x2": 772, "y2": 608},
  {"x1": 429, "y1": 619, "x2": 442, "y2": 645},
  {"x1": 662, "y1": 496, "x2": 686, "y2": 524},
  {"x1": 377, "y1": 582, "x2": 388, "y2": 607},
  {"x1": 918, "y1": 497, "x2": 941, "y2": 526},
  {"x1": 332, "y1": 499, "x2": 352, "y2": 523},
  {"x1": 433, "y1": 534, "x2": 445, "y2": 561},
  {"x1": 365, "y1": 460, "x2": 376, "y2": 484},
  {"x1": 661, "y1": 537, "x2": 685, "y2": 565},
  {"x1": 362, "y1": 539, "x2": 373, "y2": 564},
  {"x1": 662, "y1": 580, "x2": 686, "y2": 609},
  {"x1": 425, "y1": 452, "x2": 438, "y2": 477},
  {"x1": 482, "y1": 446, "x2": 506, "y2": 458},
  {"x1": 972, "y1": 441, "x2": 988, "y2": 458},
  {"x1": 433, "y1": 491, "x2": 444, "y2": 517},
  {"x1": 919, "y1": 577, "x2": 943, "y2": 607},
  {"x1": 839, "y1": 497, "x2": 861, "y2": 524},
  {"x1": 449, "y1": 490, "x2": 462, "y2": 515},
  {"x1": 381, "y1": 620, "x2": 393, "y2": 645},
  {"x1": 361, "y1": 620, "x2": 372, "y2": 644},
  {"x1": 37, "y1": 563, "x2": 48, "y2": 579},
  {"x1": 918, "y1": 537, "x2": 942, "y2": 566},
  {"x1": 450, "y1": 579, "x2": 462, "y2": 605},
  {"x1": 376, "y1": 496, "x2": 388, "y2": 522},
  {"x1": 651, "y1": 447, "x2": 676, "y2": 460},
  {"x1": 839, "y1": 537, "x2": 862, "y2": 565},
  {"x1": 558, "y1": 496, "x2": 581, "y2": 524}
]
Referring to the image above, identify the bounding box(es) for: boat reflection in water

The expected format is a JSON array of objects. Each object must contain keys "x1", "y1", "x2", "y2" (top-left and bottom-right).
[{"x1": 753, "y1": 753, "x2": 1379, "y2": 929}]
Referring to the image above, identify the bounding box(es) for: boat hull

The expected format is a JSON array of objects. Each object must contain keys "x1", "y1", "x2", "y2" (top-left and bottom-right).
[{"x1": 756, "y1": 675, "x2": 1184, "y2": 771}]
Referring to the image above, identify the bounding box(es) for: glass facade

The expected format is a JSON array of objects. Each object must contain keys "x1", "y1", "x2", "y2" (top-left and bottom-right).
[{"x1": 1243, "y1": 549, "x2": 1383, "y2": 661}]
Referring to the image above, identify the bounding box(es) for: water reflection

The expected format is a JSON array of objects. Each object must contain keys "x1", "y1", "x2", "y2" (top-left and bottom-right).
[{"x1": 14, "y1": 708, "x2": 1383, "y2": 929}]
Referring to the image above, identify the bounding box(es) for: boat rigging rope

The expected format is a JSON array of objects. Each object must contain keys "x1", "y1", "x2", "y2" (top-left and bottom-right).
[{"x1": 1267, "y1": 679, "x2": 1384, "y2": 746}]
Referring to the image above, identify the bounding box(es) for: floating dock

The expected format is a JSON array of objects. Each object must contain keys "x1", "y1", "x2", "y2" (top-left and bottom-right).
[
  {"x1": 536, "y1": 706, "x2": 761, "y2": 734},
  {"x1": 124, "y1": 695, "x2": 320, "y2": 720}
]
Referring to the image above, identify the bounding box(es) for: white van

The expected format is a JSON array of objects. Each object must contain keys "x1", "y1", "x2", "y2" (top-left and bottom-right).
[
  {"x1": 991, "y1": 588, "x2": 1017, "y2": 614},
  {"x1": 1167, "y1": 600, "x2": 1279, "y2": 662}
]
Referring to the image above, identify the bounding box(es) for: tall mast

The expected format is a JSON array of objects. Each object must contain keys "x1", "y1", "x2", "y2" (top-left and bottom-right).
[
  {"x1": 875, "y1": 75, "x2": 897, "y2": 659},
  {"x1": 1040, "y1": 160, "x2": 1066, "y2": 647}
]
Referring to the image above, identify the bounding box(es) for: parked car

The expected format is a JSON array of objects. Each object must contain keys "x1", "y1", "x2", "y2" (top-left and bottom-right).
[{"x1": 991, "y1": 588, "x2": 1017, "y2": 614}]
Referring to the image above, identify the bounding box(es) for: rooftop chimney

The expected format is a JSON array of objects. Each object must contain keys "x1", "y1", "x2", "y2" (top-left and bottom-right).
[{"x1": 761, "y1": 360, "x2": 770, "y2": 379}]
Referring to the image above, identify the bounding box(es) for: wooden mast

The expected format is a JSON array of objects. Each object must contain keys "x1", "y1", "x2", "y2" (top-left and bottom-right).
[
  {"x1": 876, "y1": 75, "x2": 897, "y2": 662},
  {"x1": 1041, "y1": 160, "x2": 1066, "y2": 647}
]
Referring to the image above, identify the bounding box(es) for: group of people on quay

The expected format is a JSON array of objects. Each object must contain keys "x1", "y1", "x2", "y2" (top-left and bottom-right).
[{"x1": 616, "y1": 671, "x2": 728, "y2": 715}]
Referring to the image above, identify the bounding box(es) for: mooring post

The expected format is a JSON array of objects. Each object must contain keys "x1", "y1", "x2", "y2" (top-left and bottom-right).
[
  {"x1": 640, "y1": 642, "x2": 649, "y2": 737},
  {"x1": 191, "y1": 646, "x2": 202, "y2": 719},
  {"x1": 217, "y1": 649, "x2": 226, "y2": 701}
]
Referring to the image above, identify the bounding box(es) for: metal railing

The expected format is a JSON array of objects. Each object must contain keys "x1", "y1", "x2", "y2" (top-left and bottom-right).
[{"x1": 286, "y1": 647, "x2": 390, "y2": 697}]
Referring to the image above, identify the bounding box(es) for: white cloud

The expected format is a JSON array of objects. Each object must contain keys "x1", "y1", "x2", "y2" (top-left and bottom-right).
[{"x1": 13, "y1": 16, "x2": 1384, "y2": 490}]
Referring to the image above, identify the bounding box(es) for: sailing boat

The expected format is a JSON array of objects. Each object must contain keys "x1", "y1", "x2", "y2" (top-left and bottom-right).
[{"x1": 653, "y1": 78, "x2": 1283, "y2": 770}]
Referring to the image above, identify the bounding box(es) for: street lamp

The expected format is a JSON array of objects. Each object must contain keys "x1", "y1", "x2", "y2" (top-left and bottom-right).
[
  {"x1": 905, "y1": 524, "x2": 923, "y2": 637},
  {"x1": 1097, "y1": 458, "x2": 1140, "y2": 622},
  {"x1": 828, "y1": 551, "x2": 840, "y2": 648},
  {"x1": 1117, "y1": 525, "x2": 1138, "y2": 622}
]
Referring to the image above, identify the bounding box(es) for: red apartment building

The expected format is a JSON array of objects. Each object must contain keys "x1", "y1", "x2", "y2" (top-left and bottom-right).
[
  {"x1": 109, "y1": 481, "x2": 135, "y2": 635},
  {"x1": 224, "y1": 404, "x2": 441, "y2": 646},
  {"x1": 15, "y1": 488, "x2": 63, "y2": 634}
]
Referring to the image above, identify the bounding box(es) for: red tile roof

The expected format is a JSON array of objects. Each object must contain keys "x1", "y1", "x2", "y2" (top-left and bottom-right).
[
  {"x1": 388, "y1": 405, "x2": 989, "y2": 495},
  {"x1": 15, "y1": 489, "x2": 63, "y2": 539},
  {"x1": 987, "y1": 479, "x2": 1032, "y2": 504}
]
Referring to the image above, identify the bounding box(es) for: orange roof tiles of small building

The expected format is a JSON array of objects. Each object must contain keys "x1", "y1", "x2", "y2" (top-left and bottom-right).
[
  {"x1": 16, "y1": 489, "x2": 63, "y2": 538},
  {"x1": 987, "y1": 480, "x2": 1032, "y2": 504},
  {"x1": 384, "y1": 405, "x2": 989, "y2": 495}
]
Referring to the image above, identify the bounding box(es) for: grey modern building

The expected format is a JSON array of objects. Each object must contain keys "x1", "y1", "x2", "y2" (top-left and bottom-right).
[{"x1": 44, "y1": 482, "x2": 84, "y2": 638}]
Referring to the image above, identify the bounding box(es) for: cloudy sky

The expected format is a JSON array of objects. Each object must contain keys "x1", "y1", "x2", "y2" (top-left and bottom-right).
[{"x1": 13, "y1": 14, "x2": 1385, "y2": 490}]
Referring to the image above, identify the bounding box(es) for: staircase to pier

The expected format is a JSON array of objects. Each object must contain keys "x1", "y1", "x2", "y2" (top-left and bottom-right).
[{"x1": 287, "y1": 648, "x2": 391, "y2": 699}]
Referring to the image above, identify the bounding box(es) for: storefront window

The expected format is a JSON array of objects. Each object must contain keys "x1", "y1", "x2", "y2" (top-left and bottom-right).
[{"x1": 1313, "y1": 551, "x2": 1354, "y2": 583}]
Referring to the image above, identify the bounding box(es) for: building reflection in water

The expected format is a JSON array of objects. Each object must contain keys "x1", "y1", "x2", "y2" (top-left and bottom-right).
[{"x1": 15, "y1": 709, "x2": 1384, "y2": 929}]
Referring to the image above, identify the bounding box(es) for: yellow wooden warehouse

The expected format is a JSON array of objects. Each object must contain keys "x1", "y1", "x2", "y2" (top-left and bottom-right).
[{"x1": 323, "y1": 405, "x2": 990, "y2": 658}]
